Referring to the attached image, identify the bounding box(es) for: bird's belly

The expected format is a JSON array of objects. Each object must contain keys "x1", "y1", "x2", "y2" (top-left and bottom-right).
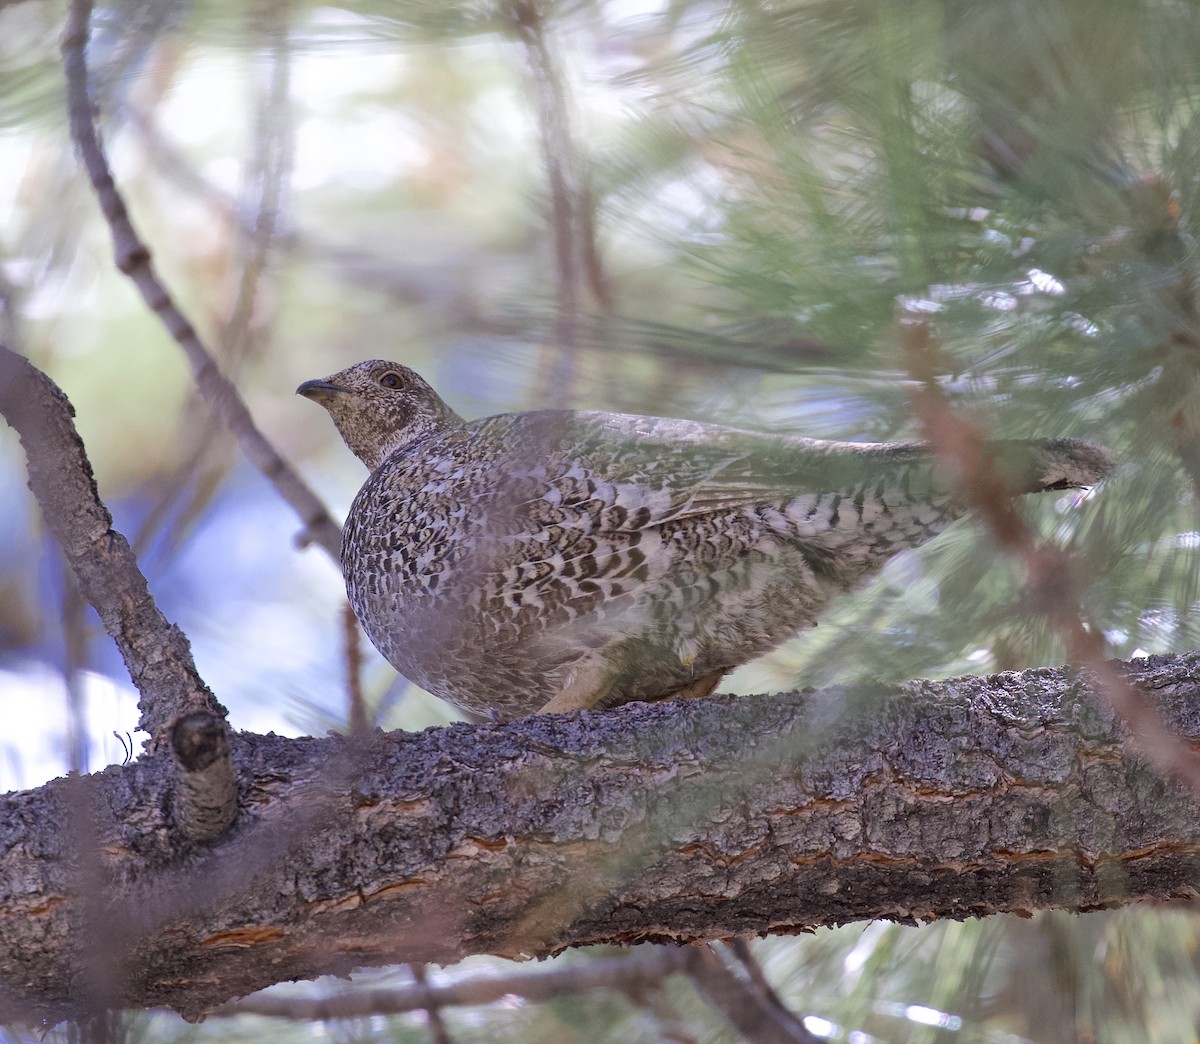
[
  {"x1": 346, "y1": 537, "x2": 798, "y2": 716},
  {"x1": 342, "y1": 515, "x2": 652, "y2": 716},
  {"x1": 340, "y1": 487, "x2": 951, "y2": 719}
]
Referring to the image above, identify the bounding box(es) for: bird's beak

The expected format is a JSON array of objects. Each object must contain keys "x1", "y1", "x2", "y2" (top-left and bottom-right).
[{"x1": 296, "y1": 378, "x2": 348, "y2": 400}]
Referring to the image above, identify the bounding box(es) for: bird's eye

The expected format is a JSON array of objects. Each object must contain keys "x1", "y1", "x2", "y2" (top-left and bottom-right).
[{"x1": 379, "y1": 372, "x2": 403, "y2": 390}]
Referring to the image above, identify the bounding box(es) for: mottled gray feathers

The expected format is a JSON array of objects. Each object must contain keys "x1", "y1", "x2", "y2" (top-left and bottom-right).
[{"x1": 299, "y1": 359, "x2": 1112, "y2": 719}]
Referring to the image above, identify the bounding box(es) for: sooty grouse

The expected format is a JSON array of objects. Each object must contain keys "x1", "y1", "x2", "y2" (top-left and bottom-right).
[{"x1": 299, "y1": 359, "x2": 1112, "y2": 720}]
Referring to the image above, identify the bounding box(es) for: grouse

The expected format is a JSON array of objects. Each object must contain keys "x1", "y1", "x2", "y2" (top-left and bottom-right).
[{"x1": 298, "y1": 359, "x2": 1112, "y2": 720}]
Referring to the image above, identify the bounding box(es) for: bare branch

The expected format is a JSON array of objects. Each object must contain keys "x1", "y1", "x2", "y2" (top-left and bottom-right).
[
  {"x1": 125, "y1": 4, "x2": 297, "y2": 563},
  {"x1": 218, "y1": 947, "x2": 693, "y2": 1020},
  {"x1": 624, "y1": 979, "x2": 699, "y2": 1044},
  {"x1": 220, "y1": 0, "x2": 293, "y2": 366},
  {"x1": 407, "y1": 962, "x2": 454, "y2": 1044},
  {"x1": 0, "y1": 344, "x2": 223, "y2": 748},
  {"x1": 343, "y1": 602, "x2": 370, "y2": 735},
  {"x1": 60, "y1": 0, "x2": 342, "y2": 561},
  {"x1": 2, "y1": 652, "x2": 1199, "y2": 1022},
  {"x1": 509, "y1": 0, "x2": 611, "y2": 406},
  {"x1": 686, "y1": 945, "x2": 821, "y2": 1044},
  {"x1": 900, "y1": 312, "x2": 1200, "y2": 795},
  {"x1": 724, "y1": 939, "x2": 815, "y2": 1039}
]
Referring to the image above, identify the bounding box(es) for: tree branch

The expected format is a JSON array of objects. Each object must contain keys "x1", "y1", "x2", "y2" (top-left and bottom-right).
[
  {"x1": 60, "y1": 0, "x2": 343, "y2": 561},
  {"x1": 222, "y1": 944, "x2": 818, "y2": 1042},
  {"x1": 2, "y1": 652, "x2": 1199, "y2": 1023},
  {"x1": 217, "y1": 946, "x2": 693, "y2": 1020},
  {"x1": 0, "y1": 345, "x2": 224, "y2": 749},
  {"x1": 509, "y1": 0, "x2": 610, "y2": 406},
  {"x1": 343, "y1": 602, "x2": 370, "y2": 735},
  {"x1": 406, "y1": 961, "x2": 454, "y2": 1044},
  {"x1": 685, "y1": 946, "x2": 821, "y2": 1044}
]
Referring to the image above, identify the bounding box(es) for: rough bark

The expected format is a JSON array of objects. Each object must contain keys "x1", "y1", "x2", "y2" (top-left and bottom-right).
[{"x1": 2, "y1": 652, "x2": 1199, "y2": 1025}]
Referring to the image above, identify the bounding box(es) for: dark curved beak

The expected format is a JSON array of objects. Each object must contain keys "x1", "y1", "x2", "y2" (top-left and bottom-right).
[{"x1": 296, "y1": 378, "x2": 347, "y2": 400}]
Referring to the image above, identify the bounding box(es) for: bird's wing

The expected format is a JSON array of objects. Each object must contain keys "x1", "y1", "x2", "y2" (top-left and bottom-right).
[
  {"x1": 508, "y1": 410, "x2": 938, "y2": 528},
  {"x1": 484, "y1": 411, "x2": 1110, "y2": 535}
]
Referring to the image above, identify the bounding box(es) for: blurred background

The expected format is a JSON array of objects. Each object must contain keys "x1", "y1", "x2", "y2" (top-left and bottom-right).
[{"x1": 3, "y1": 0, "x2": 1200, "y2": 1040}]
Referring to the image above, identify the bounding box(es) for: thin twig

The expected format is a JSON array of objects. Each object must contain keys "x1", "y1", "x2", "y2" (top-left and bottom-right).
[
  {"x1": 724, "y1": 939, "x2": 808, "y2": 1032},
  {"x1": 129, "y1": 403, "x2": 233, "y2": 561},
  {"x1": 900, "y1": 312, "x2": 1200, "y2": 795},
  {"x1": 343, "y1": 601, "x2": 370, "y2": 736},
  {"x1": 60, "y1": 0, "x2": 342, "y2": 561},
  {"x1": 685, "y1": 945, "x2": 822, "y2": 1044},
  {"x1": 124, "y1": 102, "x2": 520, "y2": 339},
  {"x1": 0, "y1": 344, "x2": 224, "y2": 748},
  {"x1": 131, "y1": 3, "x2": 295, "y2": 562},
  {"x1": 510, "y1": 0, "x2": 610, "y2": 407},
  {"x1": 408, "y1": 963, "x2": 455, "y2": 1044},
  {"x1": 511, "y1": 0, "x2": 580, "y2": 400},
  {"x1": 216, "y1": 947, "x2": 694, "y2": 1020},
  {"x1": 622, "y1": 980, "x2": 699, "y2": 1044},
  {"x1": 220, "y1": 0, "x2": 292, "y2": 366}
]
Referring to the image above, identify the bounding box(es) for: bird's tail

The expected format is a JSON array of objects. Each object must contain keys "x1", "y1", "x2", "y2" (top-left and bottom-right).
[{"x1": 1006, "y1": 438, "x2": 1115, "y2": 494}]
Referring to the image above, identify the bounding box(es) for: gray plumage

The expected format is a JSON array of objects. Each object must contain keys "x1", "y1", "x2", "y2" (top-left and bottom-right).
[{"x1": 298, "y1": 359, "x2": 1113, "y2": 720}]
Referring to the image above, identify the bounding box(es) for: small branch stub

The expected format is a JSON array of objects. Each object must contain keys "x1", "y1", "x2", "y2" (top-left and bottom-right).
[{"x1": 170, "y1": 712, "x2": 238, "y2": 842}]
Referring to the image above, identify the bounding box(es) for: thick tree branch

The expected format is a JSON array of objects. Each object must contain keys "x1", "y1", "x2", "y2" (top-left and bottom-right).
[
  {"x1": 2, "y1": 652, "x2": 1199, "y2": 1024},
  {"x1": 0, "y1": 345, "x2": 224, "y2": 749},
  {"x1": 60, "y1": 0, "x2": 343, "y2": 561}
]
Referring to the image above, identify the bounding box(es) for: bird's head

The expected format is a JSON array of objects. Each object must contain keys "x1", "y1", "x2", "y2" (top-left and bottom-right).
[{"x1": 297, "y1": 359, "x2": 465, "y2": 470}]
